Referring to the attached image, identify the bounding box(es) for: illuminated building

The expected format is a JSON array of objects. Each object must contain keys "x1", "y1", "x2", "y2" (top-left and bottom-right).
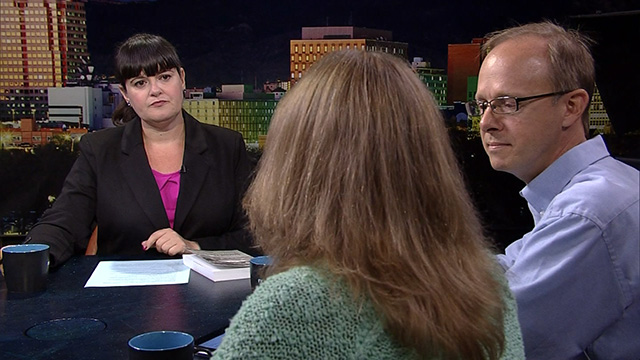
[
  {"x1": 411, "y1": 57, "x2": 447, "y2": 107},
  {"x1": 290, "y1": 26, "x2": 408, "y2": 85},
  {"x1": 183, "y1": 85, "x2": 277, "y2": 145},
  {"x1": 1, "y1": 118, "x2": 86, "y2": 148},
  {"x1": 183, "y1": 98, "x2": 220, "y2": 126},
  {"x1": 589, "y1": 84, "x2": 612, "y2": 134},
  {"x1": 0, "y1": 0, "x2": 89, "y2": 121},
  {"x1": 447, "y1": 38, "x2": 483, "y2": 105}
]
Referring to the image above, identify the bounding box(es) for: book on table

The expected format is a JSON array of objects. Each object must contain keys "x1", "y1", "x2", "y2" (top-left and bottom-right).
[{"x1": 182, "y1": 250, "x2": 252, "y2": 282}]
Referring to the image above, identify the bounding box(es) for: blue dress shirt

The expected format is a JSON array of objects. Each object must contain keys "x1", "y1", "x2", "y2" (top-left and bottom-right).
[{"x1": 497, "y1": 136, "x2": 640, "y2": 360}]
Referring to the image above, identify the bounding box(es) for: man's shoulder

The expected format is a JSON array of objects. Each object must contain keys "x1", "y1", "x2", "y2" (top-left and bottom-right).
[
  {"x1": 563, "y1": 156, "x2": 638, "y2": 200},
  {"x1": 549, "y1": 157, "x2": 638, "y2": 223}
]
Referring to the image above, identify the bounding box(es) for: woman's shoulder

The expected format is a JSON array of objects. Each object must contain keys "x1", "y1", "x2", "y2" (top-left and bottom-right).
[
  {"x1": 255, "y1": 266, "x2": 335, "y2": 298},
  {"x1": 185, "y1": 112, "x2": 243, "y2": 140},
  {"x1": 78, "y1": 126, "x2": 126, "y2": 149},
  {"x1": 218, "y1": 266, "x2": 417, "y2": 359},
  {"x1": 242, "y1": 265, "x2": 357, "y2": 321},
  {"x1": 495, "y1": 269, "x2": 526, "y2": 359}
]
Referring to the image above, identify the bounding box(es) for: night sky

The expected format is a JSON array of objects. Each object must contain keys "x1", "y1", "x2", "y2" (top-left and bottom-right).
[{"x1": 85, "y1": 0, "x2": 639, "y2": 88}]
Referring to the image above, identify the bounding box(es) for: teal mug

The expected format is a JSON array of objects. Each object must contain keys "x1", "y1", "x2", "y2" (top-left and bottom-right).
[
  {"x1": 249, "y1": 255, "x2": 273, "y2": 290},
  {"x1": 128, "y1": 331, "x2": 194, "y2": 360}
]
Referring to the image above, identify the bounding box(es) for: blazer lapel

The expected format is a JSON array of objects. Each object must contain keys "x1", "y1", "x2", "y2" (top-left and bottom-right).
[
  {"x1": 174, "y1": 111, "x2": 211, "y2": 231},
  {"x1": 119, "y1": 118, "x2": 169, "y2": 229}
]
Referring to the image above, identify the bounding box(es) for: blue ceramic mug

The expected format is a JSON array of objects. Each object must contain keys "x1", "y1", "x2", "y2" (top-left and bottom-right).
[
  {"x1": 128, "y1": 330, "x2": 194, "y2": 360},
  {"x1": 250, "y1": 255, "x2": 273, "y2": 290},
  {"x1": 1, "y1": 244, "x2": 49, "y2": 293}
]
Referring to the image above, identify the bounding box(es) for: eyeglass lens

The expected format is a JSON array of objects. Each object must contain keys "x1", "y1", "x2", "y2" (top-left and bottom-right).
[
  {"x1": 467, "y1": 97, "x2": 518, "y2": 116},
  {"x1": 491, "y1": 98, "x2": 517, "y2": 114}
]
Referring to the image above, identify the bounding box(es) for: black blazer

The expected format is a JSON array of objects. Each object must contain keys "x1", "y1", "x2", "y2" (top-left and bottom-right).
[{"x1": 28, "y1": 111, "x2": 255, "y2": 267}]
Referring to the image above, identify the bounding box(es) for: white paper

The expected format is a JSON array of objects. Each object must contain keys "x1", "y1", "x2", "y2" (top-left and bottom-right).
[{"x1": 84, "y1": 259, "x2": 190, "y2": 287}]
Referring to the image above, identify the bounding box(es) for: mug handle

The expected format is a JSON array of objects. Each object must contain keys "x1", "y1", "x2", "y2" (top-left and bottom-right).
[{"x1": 194, "y1": 345, "x2": 214, "y2": 359}]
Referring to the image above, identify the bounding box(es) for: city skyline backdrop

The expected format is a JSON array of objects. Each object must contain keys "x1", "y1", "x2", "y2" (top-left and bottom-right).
[
  {"x1": 1, "y1": 0, "x2": 638, "y2": 247},
  {"x1": 85, "y1": 0, "x2": 638, "y2": 88}
]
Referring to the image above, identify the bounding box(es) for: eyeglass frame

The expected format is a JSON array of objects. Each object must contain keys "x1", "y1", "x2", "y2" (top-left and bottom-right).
[{"x1": 465, "y1": 90, "x2": 574, "y2": 117}]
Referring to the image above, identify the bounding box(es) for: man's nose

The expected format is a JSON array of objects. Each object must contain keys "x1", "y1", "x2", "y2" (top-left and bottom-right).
[{"x1": 479, "y1": 108, "x2": 501, "y2": 133}]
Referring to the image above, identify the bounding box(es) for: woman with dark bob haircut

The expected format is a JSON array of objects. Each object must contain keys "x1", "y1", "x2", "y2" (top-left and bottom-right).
[
  {"x1": 212, "y1": 50, "x2": 524, "y2": 359},
  {"x1": 27, "y1": 33, "x2": 255, "y2": 267}
]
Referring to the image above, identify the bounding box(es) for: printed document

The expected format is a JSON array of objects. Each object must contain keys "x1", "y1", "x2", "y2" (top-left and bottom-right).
[{"x1": 84, "y1": 259, "x2": 190, "y2": 287}]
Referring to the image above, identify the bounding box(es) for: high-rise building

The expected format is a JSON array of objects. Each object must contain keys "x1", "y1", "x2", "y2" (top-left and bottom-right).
[
  {"x1": 411, "y1": 57, "x2": 447, "y2": 107},
  {"x1": 447, "y1": 38, "x2": 484, "y2": 105},
  {"x1": 183, "y1": 98, "x2": 220, "y2": 126},
  {"x1": 0, "y1": 0, "x2": 89, "y2": 121},
  {"x1": 183, "y1": 85, "x2": 277, "y2": 145},
  {"x1": 290, "y1": 26, "x2": 408, "y2": 85},
  {"x1": 589, "y1": 84, "x2": 612, "y2": 134}
]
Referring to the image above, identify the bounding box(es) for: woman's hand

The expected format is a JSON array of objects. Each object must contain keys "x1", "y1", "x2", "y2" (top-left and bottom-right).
[{"x1": 141, "y1": 228, "x2": 201, "y2": 256}]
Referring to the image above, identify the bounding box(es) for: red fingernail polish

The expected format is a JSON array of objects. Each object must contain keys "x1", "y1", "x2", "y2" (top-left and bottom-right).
[{"x1": 142, "y1": 245, "x2": 147, "y2": 251}]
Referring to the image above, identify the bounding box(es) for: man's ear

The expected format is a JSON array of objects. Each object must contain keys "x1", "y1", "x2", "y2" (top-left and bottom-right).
[{"x1": 562, "y1": 89, "x2": 589, "y2": 128}]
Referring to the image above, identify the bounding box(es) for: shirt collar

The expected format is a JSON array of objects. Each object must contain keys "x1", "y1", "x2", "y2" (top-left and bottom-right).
[{"x1": 521, "y1": 135, "x2": 611, "y2": 213}]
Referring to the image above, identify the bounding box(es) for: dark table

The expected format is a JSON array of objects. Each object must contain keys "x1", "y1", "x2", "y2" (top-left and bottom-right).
[{"x1": 0, "y1": 255, "x2": 252, "y2": 359}]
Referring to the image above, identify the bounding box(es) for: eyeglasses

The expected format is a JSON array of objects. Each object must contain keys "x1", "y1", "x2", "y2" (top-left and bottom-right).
[{"x1": 465, "y1": 90, "x2": 572, "y2": 116}]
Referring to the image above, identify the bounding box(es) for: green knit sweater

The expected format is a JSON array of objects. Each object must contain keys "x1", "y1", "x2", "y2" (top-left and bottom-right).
[{"x1": 212, "y1": 266, "x2": 525, "y2": 359}]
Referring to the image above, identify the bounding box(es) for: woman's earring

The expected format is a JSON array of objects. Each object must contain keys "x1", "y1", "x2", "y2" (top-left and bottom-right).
[{"x1": 126, "y1": 100, "x2": 131, "y2": 107}]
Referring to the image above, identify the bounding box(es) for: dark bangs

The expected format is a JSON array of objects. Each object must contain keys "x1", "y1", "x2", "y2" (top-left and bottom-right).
[{"x1": 115, "y1": 33, "x2": 182, "y2": 86}]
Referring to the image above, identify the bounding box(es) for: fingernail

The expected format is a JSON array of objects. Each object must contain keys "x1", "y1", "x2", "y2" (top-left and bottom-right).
[{"x1": 142, "y1": 244, "x2": 147, "y2": 251}]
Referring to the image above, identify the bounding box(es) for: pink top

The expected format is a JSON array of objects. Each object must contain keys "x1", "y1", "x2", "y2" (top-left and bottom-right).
[{"x1": 151, "y1": 169, "x2": 181, "y2": 229}]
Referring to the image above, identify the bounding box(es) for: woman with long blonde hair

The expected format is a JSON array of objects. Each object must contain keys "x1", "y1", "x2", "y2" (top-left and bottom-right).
[{"x1": 213, "y1": 50, "x2": 524, "y2": 359}]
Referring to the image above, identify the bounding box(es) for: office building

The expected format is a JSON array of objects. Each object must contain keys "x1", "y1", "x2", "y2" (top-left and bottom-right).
[
  {"x1": 411, "y1": 57, "x2": 447, "y2": 107},
  {"x1": 183, "y1": 85, "x2": 277, "y2": 145},
  {"x1": 0, "y1": 0, "x2": 90, "y2": 121},
  {"x1": 589, "y1": 84, "x2": 612, "y2": 134},
  {"x1": 47, "y1": 86, "x2": 101, "y2": 129},
  {"x1": 263, "y1": 79, "x2": 289, "y2": 93},
  {"x1": 290, "y1": 26, "x2": 408, "y2": 85},
  {"x1": 183, "y1": 98, "x2": 220, "y2": 126},
  {"x1": 447, "y1": 38, "x2": 483, "y2": 105},
  {"x1": 0, "y1": 117, "x2": 86, "y2": 148}
]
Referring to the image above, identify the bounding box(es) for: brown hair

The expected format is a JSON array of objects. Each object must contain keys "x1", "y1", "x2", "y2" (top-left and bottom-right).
[
  {"x1": 244, "y1": 50, "x2": 505, "y2": 359},
  {"x1": 112, "y1": 33, "x2": 183, "y2": 125},
  {"x1": 482, "y1": 21, "x2": 595, "y2": 135}
]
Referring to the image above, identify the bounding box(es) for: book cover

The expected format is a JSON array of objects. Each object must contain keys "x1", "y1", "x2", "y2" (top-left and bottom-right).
[{"x1": 182, "y1": 250, "x2": 251, "y2": 282}]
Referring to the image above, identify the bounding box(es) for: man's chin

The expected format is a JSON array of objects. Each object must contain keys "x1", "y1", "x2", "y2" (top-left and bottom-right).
[{"x1": 489, "y1": 160, "x2": 513, "y2": 175}]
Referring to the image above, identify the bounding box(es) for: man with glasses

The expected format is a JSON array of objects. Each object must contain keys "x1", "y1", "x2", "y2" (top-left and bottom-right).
[{"x1": 469, "y1": 22, "x2": 639, "y2": 359}]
